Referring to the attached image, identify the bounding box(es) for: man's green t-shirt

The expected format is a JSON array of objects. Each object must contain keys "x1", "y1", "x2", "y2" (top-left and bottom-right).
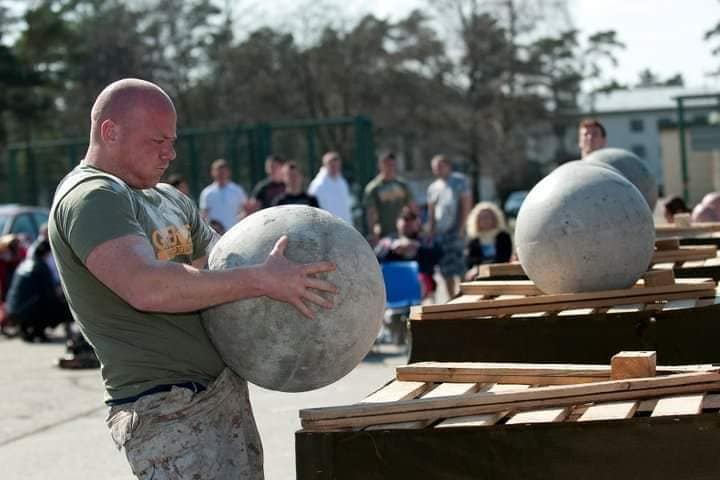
[
  {"x1": 49, "y1": 165, "x2": 225, "y2": 401},
  {"x1": 363, "y1": 176, "x2": 413, "y2": 237}
]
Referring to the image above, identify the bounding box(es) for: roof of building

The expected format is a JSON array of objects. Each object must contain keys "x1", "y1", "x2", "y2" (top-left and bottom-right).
[{"x1": 581, "y1": 86, "x2": 720, "y2": 114}]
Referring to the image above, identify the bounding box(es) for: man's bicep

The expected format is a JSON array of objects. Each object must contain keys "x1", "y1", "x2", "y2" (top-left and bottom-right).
[
  {"x1": 60, "y1": 183, "x2": 146, "y2": 263},
  {"x1": 85, "y1": 235, "x2": 157, "y2": 303}
]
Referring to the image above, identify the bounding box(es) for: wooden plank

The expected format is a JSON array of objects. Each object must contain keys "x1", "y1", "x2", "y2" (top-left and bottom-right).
[
  {"x1": 476, "y1": 262, "x2": 525, "y2": 278},
  {"x1": 396, "y1": 362, "x2": 718, "y2": 384},
  {"x1": 656, "y1": 222, "x2": 720, "y2": 238},
  {"x1": 365, "y1": 382, "x2": 479, "y2": 430},
  {"x1": 655, "y1": 238, "x2": 680, "y2": 250},
  {"x1": 460, "y1": 280, "x2": 540, "y2": 296},
  {"x1": 398, "y1": 362, "x2": 610, "y2": 381},
  {"x1": 611, "y1": 351, "x2": 656, "y2": 380},
  {"x1": 435, "y1": 384, "x2": 530, "y2": 428},
  {"x1": 417, "y1": 280, "x2": 715, "y2": 315},
  {"x1": 506, "y1": 407, "x2": 570, "y2": 424},
  {"x1": 300, "y1": 372, "x2": 720, "y2": 430},
  {"x1": 652, "y1": 394, "x2": 705, "y2": 417},
  {"x1": 362, "y1": 380, "x2": 434, "y2": 403},
  {"x1": 652, "y1": 246, "x2": 717, "y2": 264},
  {"x1": 578, "y1": 401, "x2": 638, "y2": 421},
  {"x1": 642, "y1": 270, "x2": 675, "y2": 287},
  {"x1": 411, "y1": 288, "x2": 715, "y2": 320}
]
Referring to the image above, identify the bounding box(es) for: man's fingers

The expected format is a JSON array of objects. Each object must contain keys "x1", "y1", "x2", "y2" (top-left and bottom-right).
[
  {"x1": 302, "y1": 290, "x2": 333, "y2": 309},
  {"x1": 305, "y1": 277, "x2": 339, "y2": 294},
  {"x1": 292, "y1": 298, "x2": 315, "y2": 319},
  {"x1": 303, "y1": 261, "x2": 336, "y2": 275},
  {"x1": 270, "y1": 235, "x2": 289, "y2": 257}
]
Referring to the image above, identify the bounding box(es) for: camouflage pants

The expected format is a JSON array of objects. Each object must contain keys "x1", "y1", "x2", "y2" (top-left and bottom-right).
[{"x1": 106, "y1": 369, "x2": 263, "y2": 479}]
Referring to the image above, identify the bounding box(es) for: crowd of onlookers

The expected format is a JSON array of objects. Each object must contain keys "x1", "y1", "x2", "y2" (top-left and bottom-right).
[
  {"x1": 187, "y1": 150, "x2": 515, "y2": 301},
  {"x1": 7, "y1": 117, "x2": 720, "y2": 359}
]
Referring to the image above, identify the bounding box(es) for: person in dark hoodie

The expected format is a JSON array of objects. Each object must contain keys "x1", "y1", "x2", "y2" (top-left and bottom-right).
[{"x1": 5, "y1": 238, "x2": 72, "y2": 342}]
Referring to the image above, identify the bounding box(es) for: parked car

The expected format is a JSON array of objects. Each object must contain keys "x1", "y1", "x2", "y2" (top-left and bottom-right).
[
  {"x1": 0, "y1": 204, "x2": 50, "y2": 242},
  {"x1": 503, "y1": 190, "x2": 529, "y2": 219}
]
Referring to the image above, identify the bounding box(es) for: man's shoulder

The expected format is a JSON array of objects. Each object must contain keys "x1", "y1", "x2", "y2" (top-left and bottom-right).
[
  {"x1": 227, "y1": 182, "x2": 246, "y2": 195},
  {"x1": 200, "y1": 183, "x2": 218, "y2": 196},
  {"x1": 364, "y1": 175, "x2": 383, "y2": 192}
]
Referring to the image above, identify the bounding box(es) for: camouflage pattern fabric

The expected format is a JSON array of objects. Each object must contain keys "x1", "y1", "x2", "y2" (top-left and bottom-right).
[{"x1": 106, "y1": 368, "x2": 263, "y2": 479}]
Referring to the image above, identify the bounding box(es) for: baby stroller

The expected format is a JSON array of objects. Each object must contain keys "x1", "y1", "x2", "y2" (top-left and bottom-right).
[{"x1": 379, "y1": 261, "x2": 422, "y2": 347}]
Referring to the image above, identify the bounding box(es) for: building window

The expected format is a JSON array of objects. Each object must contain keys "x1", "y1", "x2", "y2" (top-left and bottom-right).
[
  {"x1": 631, "y1": 144, "x2": 647, "y2": 159},
  {"x1": 630, "y1": 119, "x2": 644, "y2": 132}
]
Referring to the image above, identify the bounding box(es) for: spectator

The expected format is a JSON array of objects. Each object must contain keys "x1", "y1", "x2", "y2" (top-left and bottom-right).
[
  {"x1": 0, "y1": 234, "x2": 27, "y2": 301},
  {"x1": 464, "y1": 202, "x2": 513, "y2": 281},
  {"x1": 427, "y1": 154, "x2": 472, "y2": 298},
  {"x1": 308, "y1": 151, "x2": 353, "y2": 223},
  {"x1": 272, "y1": 161, "x2": 319, "y2": 207},
  {"x1": 199, "y1": 158, "x2": 247, "y2": 231},
  {"x1": 248, "y1": 154, "x2": 287, "y2": 212},
  {"x1": 692, "y1": 192, "x2": 720, "y2": 223},
  {"x1": 578, "y1": 118, "x2": 607, "y2": 158},
  {"x1": 5, "y1": 238, "x2": 73, "y2": 342},
  {"x1": 167, "y1": 173, "x2": 191, "y2": 196},
  {"x1": 375, "y1": 207, "x2": 440, "y2": 298},
  {"x1": 663, "y1": 196, "x2": 691, "y2": 223},
  {"x1": 363, "y1": 152, "x2": 414, "y2": 242}
]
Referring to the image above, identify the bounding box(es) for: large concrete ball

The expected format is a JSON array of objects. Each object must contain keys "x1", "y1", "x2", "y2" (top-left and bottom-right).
[
  {"x1": 586, "y1": 148, "x2": 658, "y2": 210},
  {"x1": 515, "y1": 162, "x2": 655, "y2": 294},
  {"x1": 201, "y1": 205, "x2": 385, "y2": 392}
]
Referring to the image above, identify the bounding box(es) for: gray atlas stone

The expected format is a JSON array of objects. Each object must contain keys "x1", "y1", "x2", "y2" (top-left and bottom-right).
[
  {"x1": 201, "y1": 205, "x2": 385, "y2": 392},
  {"x1": 586, "y1": 147, "x2": 658, "y2": 210},
  {"x1": 515, "y1": 161, "x2": 655, "y2": 294}
]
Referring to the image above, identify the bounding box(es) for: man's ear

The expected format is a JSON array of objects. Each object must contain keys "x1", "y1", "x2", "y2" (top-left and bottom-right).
[{"x1": 100, "y1": 119, "x2": 119, "y2": 144}]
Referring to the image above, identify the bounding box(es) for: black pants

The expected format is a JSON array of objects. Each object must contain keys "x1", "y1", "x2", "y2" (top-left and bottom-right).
[{"x1": 12, "y1": 296, "x2": 73, "y2": 341}]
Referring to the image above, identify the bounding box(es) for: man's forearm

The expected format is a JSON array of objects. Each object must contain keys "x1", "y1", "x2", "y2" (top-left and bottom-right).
[{"x1": 124, "y1": 261, "x2": 268, "y2": 313}]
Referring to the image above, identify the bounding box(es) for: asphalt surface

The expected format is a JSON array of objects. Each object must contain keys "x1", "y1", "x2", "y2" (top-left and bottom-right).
[{"x1": 0, "y1": 333, "x2": 407, "y2": 479}]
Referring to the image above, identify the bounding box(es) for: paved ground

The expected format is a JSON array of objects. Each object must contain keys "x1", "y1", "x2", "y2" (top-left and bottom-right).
[{"x1": 0, "y1": 333, "x2": 407, "y2": 479}]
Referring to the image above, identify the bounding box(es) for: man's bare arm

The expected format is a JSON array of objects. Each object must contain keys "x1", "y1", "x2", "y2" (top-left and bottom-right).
[{"x1": 86, "y1": 234, "x2": 336, "y2": 318}]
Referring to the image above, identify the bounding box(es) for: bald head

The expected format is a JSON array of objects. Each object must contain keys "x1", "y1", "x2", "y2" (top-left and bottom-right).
[
  {"x1": 84, "y1": 78, "x2": 178, "y2": 189},
  {"x1": 90, "y1": 78, "x2": 175, "y2": 142}
]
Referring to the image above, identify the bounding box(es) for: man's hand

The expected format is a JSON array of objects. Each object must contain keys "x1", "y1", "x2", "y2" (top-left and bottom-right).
[{"x1": 260, "y1": 236, "x2": 338, "y2": 319}]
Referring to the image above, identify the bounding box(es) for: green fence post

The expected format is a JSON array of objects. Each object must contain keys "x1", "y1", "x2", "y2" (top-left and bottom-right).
[
  {"x1": 250, "y1": 123, "x2": 272, "y2": 186},
  {"x1": 353, "y1": 115, "x2": 375, "y2": 188},
  {"x1": 306, "y1": 126, "x2": 318, "y2": 175},
  {"x1": 8, "y1": 148, "x2": 19, "y2": 203},
  {"x1": 67, "y1": 144, "x2": 79, "y2": 173},
  {"x1": 187, "y1": 135, "x2": 200, "y2": 199},
  {"x1": 26, "y1": 144, "x2": 38, "y2": 205}
]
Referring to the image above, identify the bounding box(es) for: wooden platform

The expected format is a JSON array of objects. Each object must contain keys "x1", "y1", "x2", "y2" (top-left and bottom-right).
[
  {"x1": 408, "y1": 274, "x2": 720, "y2": 365},
  {"x1": 300, "y1": 361, "x2": 720, "y2": 431},
  {"x1": 411, "y1": 278, "x2": 717, "y2": 321},
  {"x1": 476, "y1": 244, "x2": 719, "y2": 280},
  {"x1": 656, "y1": 222, "x2": 720, "y2": 238},
  {"x1": 296, "y1": 358, "x2": 720, "y2": 479}
]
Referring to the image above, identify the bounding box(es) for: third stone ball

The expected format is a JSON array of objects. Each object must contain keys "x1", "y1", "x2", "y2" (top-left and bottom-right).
[{"x1": 515, "y1": 161, "x2": 655, "y2": 294}]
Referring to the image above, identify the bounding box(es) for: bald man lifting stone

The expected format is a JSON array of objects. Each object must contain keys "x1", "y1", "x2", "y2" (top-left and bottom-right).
[{"x1": 48, "y1": 78, "x2": 338, "y2": 479}]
